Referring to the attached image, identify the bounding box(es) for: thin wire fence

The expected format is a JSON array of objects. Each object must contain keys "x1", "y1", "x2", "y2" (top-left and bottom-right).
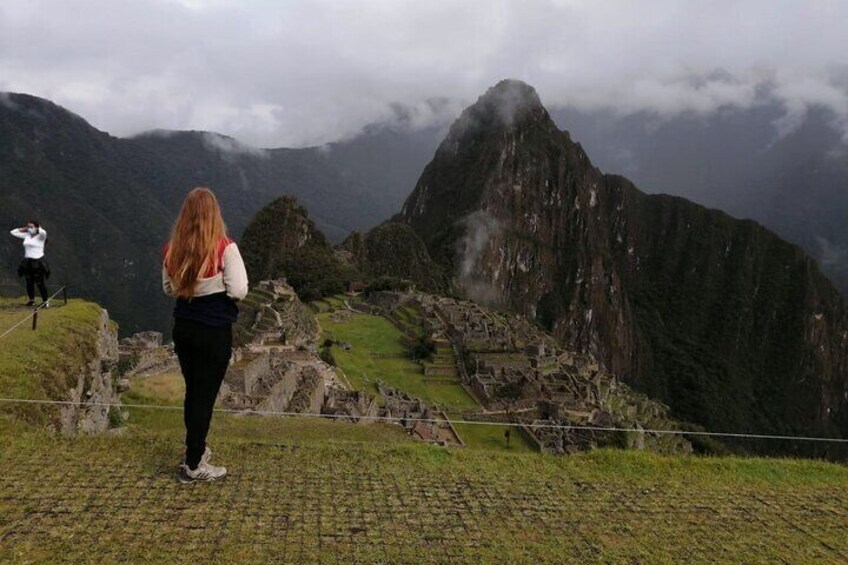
[
  {"x1": 0, "y1": 286, "x2": 69, "y2": 341},
  {"x1": 1, "y1": 396, "x2": 847, "y2": 445},
  {"x1": 1, "y1": 285, "x2": 846, "y2": 450}
]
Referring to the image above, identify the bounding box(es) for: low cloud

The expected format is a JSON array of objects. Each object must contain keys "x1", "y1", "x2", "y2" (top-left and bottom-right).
[
  {"x1": 1, "y1": 1, "x2": 847, "y2": 146},
  {"x1": 201, "y1": 132, "x2": 268, "y2": 158},
  {"x1": 772, "y1": 74, "x2": 848, "y2": 141}
]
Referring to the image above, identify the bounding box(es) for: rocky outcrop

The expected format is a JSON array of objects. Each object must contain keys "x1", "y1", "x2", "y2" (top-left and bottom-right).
[
  {"x1": 341, "y1": 223, "x2": 448, "y2": 293},
  {"x1": 239, "y1": 196, "x2": 361, "y2": 299},
  {"x1": 59, "y1": 309, "x2": 121, "y2": 435},
  {"x1": 397, "y1": 79, "x2": 848, "y2": 453}
]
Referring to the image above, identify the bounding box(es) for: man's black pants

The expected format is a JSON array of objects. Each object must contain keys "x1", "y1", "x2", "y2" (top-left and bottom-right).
[{"x1": 172, "y1": 317, "x2": 232, "y2": 469}]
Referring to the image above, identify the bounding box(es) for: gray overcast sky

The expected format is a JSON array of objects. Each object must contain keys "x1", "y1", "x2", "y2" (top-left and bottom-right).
[{"x1": 1, "y1": 0, "x2": 847, "y2": 147}]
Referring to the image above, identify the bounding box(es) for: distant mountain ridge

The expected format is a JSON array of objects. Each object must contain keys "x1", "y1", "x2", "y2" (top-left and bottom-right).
[
  {"x1": 0, "y1": 93, "x2": 436, "y2": 334},
  {"x1": 3, "y1": 85, "x2": 848, "y2": 344},
  {"x1": 553, "y1": 103, "x2": 848, "y2": 295},
  {"x1": 395, "y1": 79, "x2": 848, "y2": 454}
]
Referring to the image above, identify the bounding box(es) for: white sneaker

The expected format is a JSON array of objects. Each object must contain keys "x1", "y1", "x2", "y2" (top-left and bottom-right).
[
  {"x1": 178, "y1": 460, "x2": 227, "y2": 484},
  {"x1": 181, "y1": 446, "x2": 212, "y2": 466}
]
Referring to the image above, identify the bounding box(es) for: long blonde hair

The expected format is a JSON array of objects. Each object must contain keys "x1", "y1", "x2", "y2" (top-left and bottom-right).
[{"x1": 164, "y1": 187, "x2": 228, "y2": 298}]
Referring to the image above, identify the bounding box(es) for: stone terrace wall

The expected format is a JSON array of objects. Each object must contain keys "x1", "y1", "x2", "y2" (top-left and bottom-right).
[{"x1": 60, "y1": 309, "x2": 121, "y2": 436}]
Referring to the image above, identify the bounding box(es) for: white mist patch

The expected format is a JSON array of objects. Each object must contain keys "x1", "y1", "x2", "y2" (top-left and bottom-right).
[
  {"x1": 445, "y1": 80, "x2": 542, "y2": 143},
  {"x1": 133, "y1": 128, "x2": 177, "y2": 138},
  {"x1": 201, "y1": 132, "x2": 268, "y2": 159},
  {"x1": 0, "y1": 92, "x2": 20, "y2": 111},
  {"x1": 388, "y1": 98, "x2": 465, "y2": 131},
  {"x1": 490, "y1": 80, "x2": 541, "y2": 126},
  {"x1": 456, "y1": 210, "x2": 503, "y2": 305},
  {"x1": 816, "y1": 236, "x2": 848, "y2": 267},
  {"x1": 772, "y1": 76, "x2": 848, "y2": 142}
]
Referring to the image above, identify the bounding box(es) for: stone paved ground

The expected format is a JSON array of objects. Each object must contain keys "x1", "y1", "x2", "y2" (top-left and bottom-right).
[{"x1": 1, "y1": 432, "x2": 848, "y2": 563}]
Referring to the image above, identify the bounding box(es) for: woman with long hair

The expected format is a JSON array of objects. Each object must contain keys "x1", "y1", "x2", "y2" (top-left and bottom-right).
[
  {"x1": 10, "y1": 220, "x2": 50, "y2": 307},
  {"x1": 162, "y1": 187, "x2": 249, "y2": 483}
]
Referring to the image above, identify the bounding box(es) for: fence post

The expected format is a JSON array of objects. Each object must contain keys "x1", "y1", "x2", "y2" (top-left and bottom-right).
[
  {"x1": 32, "y1": 310, "x2": 38, "y2": 331},
  {"x1": 63, "y1": 286, "x2": 68, "y2": 306}
]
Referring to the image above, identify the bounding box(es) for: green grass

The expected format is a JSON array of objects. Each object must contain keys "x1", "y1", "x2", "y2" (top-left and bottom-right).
[
  {"x1": 4, "y1": 297, "x2": 848, "y2": 561},
  {"x1": 389, "y1": 303, "x2": 426, "y2": 338},
  {"x1": 323, "y1": 294, "x2": 347, "y2": 308},
  {"x1": 308, "y1": 293, "x2": 348, "y2": 314},
  {"x1": 452, "y1": 423, "x2": 535, "y2": 453},
  {"x1": 317, "y1": 310, "x2": 478, "y2": 412},
  {"x1": 307, "y1": 299, "x2": 332, "y2": 313},
  {"x1": 316, "y1": 308, "x2": 533, "y2": 452},
  {"x1": 1, "y1": 426, "x2": 848, "y2": 563},
  {"x1": 0, "y1": 297, "x2": 105, "y2": 425}
]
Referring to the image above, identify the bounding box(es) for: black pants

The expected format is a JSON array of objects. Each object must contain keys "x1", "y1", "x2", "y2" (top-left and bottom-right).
[
  {"x1": 24, "y1": 260, "x2": 48, "y2": 302},
  {"x1": 172, "y1": 317, "x2": 232, "y2": 469}
]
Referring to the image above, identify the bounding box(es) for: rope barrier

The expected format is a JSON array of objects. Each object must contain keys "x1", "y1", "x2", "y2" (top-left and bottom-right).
[
  {"x1": 0, "y1": 396, "x2": 846, "y2": 444},
  {"x1": 0, "y1": 286, "x2": 68, "y2": 341}
]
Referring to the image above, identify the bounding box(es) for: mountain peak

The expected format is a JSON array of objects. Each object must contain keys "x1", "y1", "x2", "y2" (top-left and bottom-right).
[
  {"x1": 444, "y1": 79, "x2": 550, "y2": 143},
  {"x1": 477, "y1": 79, "x2": 543, "y2": 115}
]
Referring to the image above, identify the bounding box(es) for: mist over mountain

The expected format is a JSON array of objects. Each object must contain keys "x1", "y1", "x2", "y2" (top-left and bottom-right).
[
  {"x1": 3, "y1": 84, "x2": 848, "y2": 344},
  {"x1": 278, "y1": 98, "x2": 848, "y2": 299},
  {"x1": 396, "y1": 79, "x2": 848, "y2": 453},
  {"x1": 342, "y1": 99, "x2": 848, "y2": 298},
  {"x1": 552, "y1": 103, "x2": 848, "y2": 294}
]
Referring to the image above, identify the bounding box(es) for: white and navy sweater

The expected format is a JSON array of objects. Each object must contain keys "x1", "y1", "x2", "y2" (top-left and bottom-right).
[{"x1": 162, "y1": 237, "x2": 249, "y2": 326}]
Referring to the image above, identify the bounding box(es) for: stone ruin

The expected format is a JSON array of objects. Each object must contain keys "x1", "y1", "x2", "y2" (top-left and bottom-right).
[
  {"x1": 220, "y1": 349, "x2": 328, "y2": 415},
  {"x1": 431, "y1": 299, "x2": 512, "y2": 351},
  {"x1": 376, "y1": 380, "x2": 464, "y2": 447},
  {"x1": 365, "y1": 291, "x2": 692, "y2": 455},
  {"x1": 117, "y1": 330, "x2": 177, "y2": 384},
  {"x1": 322, "y1": 390, "x2": 378, "y2": 422},
  {"x1": 224, "y1": 279, "x2": 379, "y2": 423},
  {"x1": 120, "y1": 331, "x2": 162, "y2": 349},
  {"x1": 236, "y1": 279, "x2": 319, "y2": 349}
]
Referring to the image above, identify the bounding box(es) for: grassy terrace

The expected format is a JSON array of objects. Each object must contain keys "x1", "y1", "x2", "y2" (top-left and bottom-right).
[
  {"x1": 309, "y1": 294, "x2": 348, "y2": 314},
  {"x1": 317, "y1": 309, "x2": 478, "y2": 412},
  {"x1": 127, "y1": 366, "x2": 535, "y2": 455},
  {"x1": 314, "y1": 298, "x2": 535, "y2": 452},
  {"x1": 1, "y1": 424, "x2": 847, "y2": 563},
  {"x1": 0, "y1": 297, "x2": 105, "y2": 425},
  {"x1": 3, "y1": 295, "x2": 848, "y2": 562}
]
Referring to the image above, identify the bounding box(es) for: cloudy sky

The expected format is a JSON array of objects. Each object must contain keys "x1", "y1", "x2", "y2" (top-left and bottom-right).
[{"x1": 1, "y1": 0, "x2": 846, "y2": 147}]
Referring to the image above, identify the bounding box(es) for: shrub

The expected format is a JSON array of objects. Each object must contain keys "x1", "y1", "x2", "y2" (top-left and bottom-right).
[
  {"x1": 319, "y1": 346, "x2": 336, "y2": 367},
  {"x1": 408, "y1": 335, "x2": 436, "y2": 362}
]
